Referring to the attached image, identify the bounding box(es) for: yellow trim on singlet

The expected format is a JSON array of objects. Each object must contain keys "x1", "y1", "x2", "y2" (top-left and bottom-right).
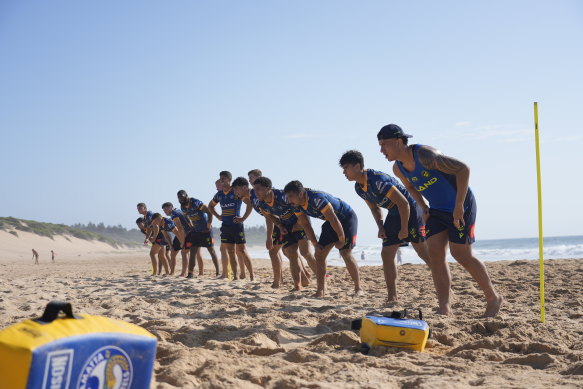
[
  {"x1": 320, "y1": 203, "x2": 333, "y2": 214},
  {"x1": 361, "y1": 169, "x2": 368, "y2": 192},
  {"x1": 385, "y1": 186, "x2": 396, "y2": 198}
]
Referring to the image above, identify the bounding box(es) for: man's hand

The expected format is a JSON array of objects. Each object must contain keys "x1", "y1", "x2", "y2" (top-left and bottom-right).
[
  {"x1": 334, "y1": 235, "x2": 346, "y2": 249},
  {"x1": 234, "y1": 217, "x2": 244, "y2": 224},
  {"x1": 452, "y1": 205, "x2": 465, "y2": 229},
  {"x1": 216, "y1": 215, "x2": 222, "y2": 221},
  {"x1": 397, "y1": 229, "x2": 408, "y2": 241},
  {"x1": 421, "y1": 207, "x2": 430, "y2": 224},
  {"x1": 205, "y1": 223, "x2": 212, "y2": 233},
  {"x1": 378, "y1": 226, "x2": 387, "y2": 239},
  {"x1": 278, "y1": 224, "x2": 288, "y2": 235}
]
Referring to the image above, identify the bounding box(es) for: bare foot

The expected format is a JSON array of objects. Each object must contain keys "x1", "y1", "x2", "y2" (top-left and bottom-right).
[
  {"x1": 290, "y1": 286, "x2": 301, "y2": 293},
  {"x1": 239, "y1": 273, "x2": 246, "y2": 280},
  {"x1": 436, "y1": 305, "x2": 453, "y2": 316},
  {"x1": 312, "y1": 289, "x2": 326, "y2": 298},
  {"x1": 249, "y1": 274, "x2": 254, "y2": 281},
  {"x1": 384, "y1": 299, "x2": 400, "y2": 307},
  {"x1": 353, "y1": 289, "x2": 364, "y2": 298},
  {"x1": 198, "y1": 272, "x2": 204, "y2": 277},
  {"x1": 271, "y1": 282, "x2": 281, "y2": 289},
  {"x1": 483, "y1": 295, "x2": 504, "y2": 318}
]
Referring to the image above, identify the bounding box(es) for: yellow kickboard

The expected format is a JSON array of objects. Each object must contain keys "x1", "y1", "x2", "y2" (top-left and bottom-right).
[
  {"x1": 360, "y1": 316, "x2": 429, "y2": 352},
  {"x1": 0, "y1": 301, "x2": 157, "y2": 389}
]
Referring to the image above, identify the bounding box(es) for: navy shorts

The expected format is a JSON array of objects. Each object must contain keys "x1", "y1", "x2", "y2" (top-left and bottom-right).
[
  {"x1": 382, "y1": 205, "x2": 426, "y2": 247},
  {"x1": 220, "y1": 223, "x2": 246, "y2": 244},
  {"x1": 318, "y1": 210, "x2": 358, "y2": 250},
  {"x1": 154, "y1": 232, "x2": 167, "y2": 247},
  {"x1": 172, "y1": 236, "x2": 183, "y2": 251},
  {"x1": 426, "y1": 193, "x2": 477, "y2": 244},
  {"x1": 272, "y1": 226, "x2": 283, "y2": 246},
  {"x1": 189, "y1": 230, "x2": 215, "y2": 248},
  {"x1": 282, "y1": 229, "x2": 306, "y2": 249}
]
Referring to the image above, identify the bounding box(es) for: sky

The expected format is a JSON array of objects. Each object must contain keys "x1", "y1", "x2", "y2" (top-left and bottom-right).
[{"x1": 1, "y1": 1, "x2": 582, "y2": 245}]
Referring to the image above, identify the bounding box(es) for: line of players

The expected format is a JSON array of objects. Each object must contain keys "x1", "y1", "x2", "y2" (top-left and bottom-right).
[{"x1": 135, "y1": 124, "x2": 503, "y2": 317}]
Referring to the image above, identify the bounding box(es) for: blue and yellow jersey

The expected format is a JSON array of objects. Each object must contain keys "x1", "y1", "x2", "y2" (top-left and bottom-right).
[
  {"x1": 355, "y1": 169, "x2": 417, "y2": 215},
  {"x1": 181, "y1": 197, "x2": 209, "y2": 232},
  {"x1": 250, "y1": 189, "x2": 264, "y2": 215},
  {"x1": 395, "y1": 144, "x2": 473, "y2": 212},
  {"x1": 160, "y1": 217, "x2": 177, "y2": 232},
  {"x1": 170, "y1": 208, "x2": 192, "y2": 232},
  {"x1": 293, "y1": 189, "x2": 353, "y2": 221},
  {"x1": 210, "y1": 188, "x2": 241, "y2": 225},
  {"x1": 143, "y1": 211, "x2": 154, "y2": 228},
  {"x1": 257, "y1": 188, "x2": 298, "y2": 227}
]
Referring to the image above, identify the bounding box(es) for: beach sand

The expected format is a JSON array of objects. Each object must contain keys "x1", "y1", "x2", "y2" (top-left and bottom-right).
[{"x1": 1, "y1": 246, "x2": 582, "y2": 388}]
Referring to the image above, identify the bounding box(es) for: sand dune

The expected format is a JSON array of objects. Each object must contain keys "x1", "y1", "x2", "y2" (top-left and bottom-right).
[
  {"x1": 0, "y1": 254, "x2": 581, "y2": 388},
  {"x1": 0, "y1": 230, "x2": 144, "y2": 261}
]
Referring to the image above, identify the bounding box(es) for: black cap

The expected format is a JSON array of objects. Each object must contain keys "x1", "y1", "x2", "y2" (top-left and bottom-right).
[{"x1": 377, "y1": 124, "x2": 412, "y2": 140}]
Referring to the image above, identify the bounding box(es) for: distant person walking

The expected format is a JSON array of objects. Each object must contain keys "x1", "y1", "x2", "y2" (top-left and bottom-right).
[
  {"x1": 32, "y1": 249, "x2": 39, "y2": 264},
  {"x1": 361, "y1": 251, "x2": 365, "y2": 261},
  {"x1": 51, "y1": 250, "x2": 55, "y2": 263}
]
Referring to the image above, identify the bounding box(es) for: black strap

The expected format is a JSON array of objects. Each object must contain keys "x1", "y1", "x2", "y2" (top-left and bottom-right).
[{"x1": 36, "y1": 301, "x2": 78, "y2": 323}]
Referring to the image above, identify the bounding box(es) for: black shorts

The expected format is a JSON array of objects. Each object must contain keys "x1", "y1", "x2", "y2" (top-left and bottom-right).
[
  {"x1": 282, "y1": 229, "x2": 306, "y2": 249},
  {"x1": 318, "y1": 210, "x2": 358, "y2": 250},
  {"x1": 272, "y1": 226, "x2": 283, "y2": 246},
  {"x1": 186, "y1": 230, "x2": 214, "y2": 248},
  {"x1": 382, "y1": 205, "x2": 426, "y2": 247},
  {"x1": 425, "y1": 193, "x2": 477, "y2": 244},
  {"x1": 172, "y1": 236, "x2": 183, "y2": 251},
  {"x1": 154, "y1": 232, "x2": 168, "y2": 247},
  {"x1": 220, "y1": 223, "x2": 246, "y2": 244}
]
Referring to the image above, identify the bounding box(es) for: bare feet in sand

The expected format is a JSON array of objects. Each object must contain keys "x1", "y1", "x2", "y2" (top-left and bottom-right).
[
  {"x1": 483, "y1": 295, "x2": 504, "y2": 318},
  {"x1": 312, "y1": 289, "x2": 326, "y2": 298},
  {"x1": 353, "y1": 289, "x2": 364, "y2": 298}
]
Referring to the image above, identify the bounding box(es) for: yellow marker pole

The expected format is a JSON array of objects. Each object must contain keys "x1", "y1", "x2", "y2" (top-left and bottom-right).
[{"x1": 534, "y1": 102, "x2": 545, "y2": 323}]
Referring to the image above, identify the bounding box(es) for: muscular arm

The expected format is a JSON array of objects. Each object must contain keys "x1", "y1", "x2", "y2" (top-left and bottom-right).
[
  {"x1": 200, "y1": 204, "x2": 214, "y2": 230},
  {"x1": 365, "y1": 200, "x2": 385, "y2": 239},
  {"x1": 322, "y1": 206, "x2": 345, "y2": 244},
  {"x1": 295, "y1": 212, "x2": 318, "y2": 247},
  {"x1": 149, "y1": 224, "x2": 160, "y2": 242},
  {"x1": 393, "y1": 163, "x2": 428, "y2": 209},
  {"x1": 387, "y1": 187, "x2": 410, "y2": 238},
  {"x1": 418, "y1": 146, "x2": 470, "y2": 224},
  {"x1": 162, "y1": 230, "x2": 173, "y2": 247},
  {"x1": 208, "y1": 200, "x2": 222, "y2": 221},
  {"x1": 171, "y1": 227, "x2": 185, "y2": 246},
  {"x1": 236, "y1": 197, "x2": 253, "y2": 223},
  {"x1": 172, "y1": 217, "x2": 186, "y2": 238}
]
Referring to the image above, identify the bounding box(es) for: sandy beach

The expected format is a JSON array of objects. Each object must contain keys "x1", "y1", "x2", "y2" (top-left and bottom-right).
[{"x1": 1, "y1": 233, "x2": 582, "y2": 389}]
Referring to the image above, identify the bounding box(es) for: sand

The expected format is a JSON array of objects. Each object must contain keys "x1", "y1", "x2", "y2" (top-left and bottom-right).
[{"x1": 0, "y1": 244, "x2": 582, "y2": 388}]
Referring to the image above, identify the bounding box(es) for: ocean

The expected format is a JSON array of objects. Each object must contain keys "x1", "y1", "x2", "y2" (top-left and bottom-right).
[{"x1": 247, "y1": 235, "x2": 583, "y2": 266}]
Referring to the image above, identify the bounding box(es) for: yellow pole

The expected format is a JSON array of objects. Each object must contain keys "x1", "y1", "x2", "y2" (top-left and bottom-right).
[{"x1": 534, "y1": 102, "x2": 545, "y2": 323}]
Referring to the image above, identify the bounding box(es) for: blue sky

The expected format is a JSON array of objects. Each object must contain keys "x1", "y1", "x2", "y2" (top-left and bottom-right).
[{"x1": 1, "y1": 1, "x2": 581, "y2": 245}]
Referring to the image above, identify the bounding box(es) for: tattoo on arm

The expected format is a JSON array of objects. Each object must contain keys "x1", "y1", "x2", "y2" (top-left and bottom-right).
[{"x1": 418, "y1": 147, "x2": 467, "y2": 174}]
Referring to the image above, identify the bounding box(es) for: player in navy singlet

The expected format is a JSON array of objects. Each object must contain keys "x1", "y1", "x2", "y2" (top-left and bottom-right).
[
  {"x1": 247, "y1": 169, "x2": 285, "y2": 287},
  {"x1": 378, "y1": 123, "x2": 502, "y2": 317},
  {"x1": 162, "y1": 202, "x2": 193, "y2": 276},
  {"x1": 232, "y1": 174, "x2": 313, "y2": 291},
  {"x1": 208, "y1": 171, "x2": 254, "y2": 281},
  {"x1": 284, "y1": 180, "x2": 362, "y2": 298},
  {"x1": 252, "y1": 176, "x2": 316, "y2": 291},
  {"x1": 339, "y1": 150, "x2": 431, "y2": 301},
  {"x1": 177, "y1": 190, "x2": 220, "y2": 278},
  {"x1": 137, "y1": 202, "x2": 169, "y2": 276},
  {"x1": 145, "y1": 212, "x2": 177, "y2": 276}
]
